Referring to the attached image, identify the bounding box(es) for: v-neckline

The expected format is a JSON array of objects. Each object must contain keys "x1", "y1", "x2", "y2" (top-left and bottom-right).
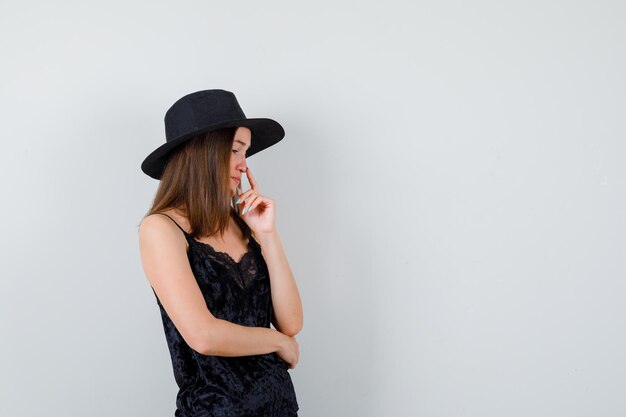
[
  {"x1": 156, "y1": 211, "x2": 254, "y2": 264},
  {"x1": 191, "y1": 237, "x2": 254, "y2": 265}
]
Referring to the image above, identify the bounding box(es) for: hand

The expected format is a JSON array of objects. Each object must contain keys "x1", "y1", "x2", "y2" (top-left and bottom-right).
[
  {"x1": 234, "y1": 167, "x2": 276, "y2": 235},
  {"x1": 276, "y1": 333, "x2": 299, "y2": 369}
]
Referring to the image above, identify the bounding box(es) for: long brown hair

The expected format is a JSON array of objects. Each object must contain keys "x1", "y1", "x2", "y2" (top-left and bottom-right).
[{"x1": 139, "y1": 127, "x2": 252, "y2": 241}]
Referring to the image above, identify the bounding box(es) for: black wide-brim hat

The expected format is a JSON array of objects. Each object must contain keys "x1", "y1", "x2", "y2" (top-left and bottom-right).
[{"x1": 141, "y1": 89, "x2": 285, "y2": 180}]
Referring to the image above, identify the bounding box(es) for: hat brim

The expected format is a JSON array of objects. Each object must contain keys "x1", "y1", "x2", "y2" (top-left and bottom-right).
[{"x1": 141, "y1": 118, "x2": 284, "y2": 180}]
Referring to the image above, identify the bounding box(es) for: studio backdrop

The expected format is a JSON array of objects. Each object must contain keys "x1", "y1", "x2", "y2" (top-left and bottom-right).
[{"x1": 1, "y1": 1, "x2": 624, "y2": 416}]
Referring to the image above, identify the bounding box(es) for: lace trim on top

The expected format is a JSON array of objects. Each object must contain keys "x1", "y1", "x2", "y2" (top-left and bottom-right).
[
  {"x1": 156, "y1": 213, "x2": 264, "y2": 290},
  {"x1": 189, "y1": 237, "x2": 263, "y2": 290}
]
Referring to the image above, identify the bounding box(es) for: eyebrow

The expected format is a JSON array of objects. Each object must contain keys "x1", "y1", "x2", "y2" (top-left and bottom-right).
[{"x1": 234, "y1": 139, "x2": 250, "y2": 150}]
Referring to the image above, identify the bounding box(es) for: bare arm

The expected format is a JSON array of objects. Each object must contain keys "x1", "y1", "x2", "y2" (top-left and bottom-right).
[
  {"x1": 207, "y1": 319, "x2": 284, "y2": 356},
  {"x1": 139, "y1": 214, "x2": 288, "y2": 356},
  {"x1": 255, "y1": 230, "x2": 303, "y2": 337}
]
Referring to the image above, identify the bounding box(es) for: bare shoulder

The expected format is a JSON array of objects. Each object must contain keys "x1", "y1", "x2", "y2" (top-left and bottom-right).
[
  {"x1": 139, "y1": 213, "x2": 189, "y2": 253},
  {"x1": 137, "y1": 212, "x2": 215, "y2": 354},
  {"x1": 138, "y1": 213, "x2": 191, "y2": 288},
  {"x1": 138, "y1": 214, "x2": 190, "y2": 288}
]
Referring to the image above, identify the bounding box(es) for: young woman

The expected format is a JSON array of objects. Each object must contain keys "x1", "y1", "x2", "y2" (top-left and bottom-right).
[{"x1": 138, "y1": 89, "x2": 302, "y2": 416}]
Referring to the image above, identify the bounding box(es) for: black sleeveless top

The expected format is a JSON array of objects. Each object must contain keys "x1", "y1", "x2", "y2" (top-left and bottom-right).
[{"x1": 151, "y1": 213, "x2": 299, "y2": 417}]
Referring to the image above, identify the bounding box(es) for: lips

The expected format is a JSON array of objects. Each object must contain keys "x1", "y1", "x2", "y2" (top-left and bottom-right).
[{"x1": 232, "y1": 177, "x2": 240, "y2": 184}]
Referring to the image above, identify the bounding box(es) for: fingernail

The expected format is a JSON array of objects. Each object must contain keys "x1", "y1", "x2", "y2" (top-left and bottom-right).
[
  {"x1": 235, "y1": 197, "x2": 241, "y2": 204},
  {"x1": 242, "y1": 207, "x2": 247, "y2": 215}
]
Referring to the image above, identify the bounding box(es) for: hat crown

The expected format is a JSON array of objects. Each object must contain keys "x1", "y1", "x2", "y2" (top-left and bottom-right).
[
  {"x1": 164, "y1": 89, "x2": 246, "y2": 142},
  {"x1": 142, "y1": 88, "x2": 284, "y2": 180}
]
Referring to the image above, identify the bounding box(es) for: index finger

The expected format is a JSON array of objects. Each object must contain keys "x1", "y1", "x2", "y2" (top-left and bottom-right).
[{"x1": 245, "y1": 167, "x2": 259, "y2": 191}]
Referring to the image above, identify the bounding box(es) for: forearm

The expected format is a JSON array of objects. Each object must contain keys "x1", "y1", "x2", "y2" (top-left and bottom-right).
[
  {"x1": 256, "y1": 230, "x2": 303, "y2": 335},
  {"x1": 203, "y1": 318, "x2": 286, "y2": 357}
]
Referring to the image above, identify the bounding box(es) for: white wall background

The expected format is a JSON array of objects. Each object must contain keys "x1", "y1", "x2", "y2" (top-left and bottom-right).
[{"x1": 1, "y1": 1, "x2": 625, "y2": 416}]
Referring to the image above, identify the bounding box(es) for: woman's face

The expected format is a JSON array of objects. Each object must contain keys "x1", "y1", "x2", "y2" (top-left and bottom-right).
[{"x1": 230, "y1": 126, "x2": 251, "y2": 194}]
